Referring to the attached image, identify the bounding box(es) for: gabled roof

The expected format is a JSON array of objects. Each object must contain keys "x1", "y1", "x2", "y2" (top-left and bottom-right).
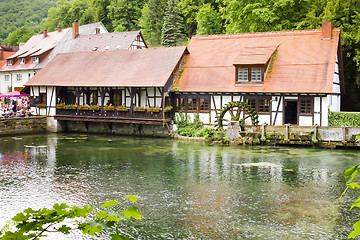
[
  {"x1": 7, "y1": 29, "x2": 70, "y2": 60},
  {"x1": 35, "y1": 22, "x2": 108, "y2": 69},
  {"x1": 70, "y1": 31, "x2": 143, "y2": 52},
  {"x1": 0, "y1": 22, "x2": 108, "y2": 72},
  {"x1": 25, "y1": 47, "x2": 188, "y2": 87},
  {"x1": 0, "y1": 51, "x2": 16, "y2": 68},
  {"x1": 176, "y1": 28, "x2": 340, "y2": 94}
]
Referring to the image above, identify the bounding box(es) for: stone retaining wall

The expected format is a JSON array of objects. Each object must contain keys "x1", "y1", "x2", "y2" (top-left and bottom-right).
[{"x1": 0, "y1": 117, "x2": 47, "y2": 137}]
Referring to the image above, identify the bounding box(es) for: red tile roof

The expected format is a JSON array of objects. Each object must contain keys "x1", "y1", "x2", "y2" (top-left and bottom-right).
[
  {"x1": 176, "y1": 28, "x2": 340, "y2": 93},
  {"x1": 0, "y1": 52, "x2": 15, "y2": 68},
  {"x1": 25, "y1": 47, "x2": 188, "y2": 87}
]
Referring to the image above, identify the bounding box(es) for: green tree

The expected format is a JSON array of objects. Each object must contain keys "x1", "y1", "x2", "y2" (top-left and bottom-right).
[
  {"x1": 196, "y1": 3, "x2": 222, "y2": 35},
  {"x1": 107, "y1": 0, "x2": 144, "y2": 31},
  {"x1": 139, "y1": 0, "x2": 166, "y2": 46},
  {"x1": 0, "y1": 196, "x2": 141, "y2": 239},
  {"x1": 161, "y1": 0, "x2": 185, "y2": 46},
  {"x1": 5, "y1": 26, "x2": 36, "y2": 46},
  {"x1": 179, "y1": 0, "x2": 202, "y2": 37}
]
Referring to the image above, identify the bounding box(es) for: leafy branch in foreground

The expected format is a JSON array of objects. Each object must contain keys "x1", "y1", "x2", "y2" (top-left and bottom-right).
[
  {"x1": 0, "y1": 195, "x2": 141, "y2": 240},
  {"x1": 342, "y1": 165, "x2": 360, "y2": 239}
]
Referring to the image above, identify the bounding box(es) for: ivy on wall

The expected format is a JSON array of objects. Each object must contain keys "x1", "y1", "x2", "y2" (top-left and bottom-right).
[{"x1": 328, "y1": 111, "x2": 360, "y2": 127}]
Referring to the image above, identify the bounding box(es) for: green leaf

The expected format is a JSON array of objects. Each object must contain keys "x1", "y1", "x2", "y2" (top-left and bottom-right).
[
  {"x1": 111, "y1": 234, "x2": 131, "y2": 240},
  {"x1": 349, "y1": 220, "x2": 360, "y2": 238},
  {"x1": 125, "y1": 195, "x2": 139, "y2": 203},
  {"x1": 58, "y1": 225, "x2": 72, "y2": 234},
  {"x1": 348, "y1": 183, "x2": 360, "y2": 190},
  {"x1": 80, "y1": 223, "x2": 103, "y2": 236},
  {"x1": 345, "y1": 165, "x2": 360, "y2": 184},
  {"x1": 121, "y1": 206, "x2": 142, "y2": 220},
  {"x1": 351, "y1": 197, "x2": 360, "y2": 210},
  {"x1": 12, "y1": 212, "x2": 29, "y2": 222},
  {"x1": 101, "y1": 200, "x2": 119, "y2": 208},
  {"x1": 95, "y1": 211, "x2": 108, "y2": 219},
  {"x1": 72, "y1": 205, "x2": 93, "y2": 217}
]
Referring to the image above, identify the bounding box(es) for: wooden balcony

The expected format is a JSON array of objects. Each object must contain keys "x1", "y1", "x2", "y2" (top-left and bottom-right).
[{"x1": 55, "y1": 109, "x2": 173, "y2": 125}]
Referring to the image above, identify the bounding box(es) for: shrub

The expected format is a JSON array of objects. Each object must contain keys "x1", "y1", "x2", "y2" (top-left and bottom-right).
[
  {"x1": 195, "y1": 127, "x2": 215, "y2": 138},
  {"x1": 174, "y1": 112, "x2": 205, "y2": 137},
  {"x1": 329, "y1": 111, "x2": 360, "y2": 127}
]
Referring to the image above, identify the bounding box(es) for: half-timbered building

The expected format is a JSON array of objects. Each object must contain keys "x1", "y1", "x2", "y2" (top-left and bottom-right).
[
  {"x1": 24, "y1": 47, "x2": 188, "y2": 128},
  {"x1": 173, "y1": 22, "x2": 343, "y2": 127}
]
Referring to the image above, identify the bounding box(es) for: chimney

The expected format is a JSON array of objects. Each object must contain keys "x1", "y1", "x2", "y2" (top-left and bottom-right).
[
  {"x1": 72, "y1": 21, "x2": 79, "y2": 39},
  {"x1": 321, "y1": 22, "x2": 332, "y2": 39},
  {"x1": 57, "y1": 26, "x2": 62, "y2": 32},
  {"x1": 43, "y1": 29, "x2": 48, "y2": 38}
]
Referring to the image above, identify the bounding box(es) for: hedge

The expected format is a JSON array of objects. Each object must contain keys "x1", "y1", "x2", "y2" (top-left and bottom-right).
[{"x1": 328, "y1": 111, "x2": 360, "y2": 127}]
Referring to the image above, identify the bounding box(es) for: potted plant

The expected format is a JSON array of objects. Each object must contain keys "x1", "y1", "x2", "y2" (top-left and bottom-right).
[
  {"x1": 134, "y1": 106, "x2": 145, "y2": 112},
  {"x1": 148, "y1": 106, "x2": 160, "y2": 112},
  {"x1": 104, "y1": 105, "x2": 115, "y2": 111},
  {"x1": 65, "y1": 104, "x2": 77, "y2": 110},
  {"x1": 35, "y1": 103, "x2": 46, "y2": 108},
  {"x1": 56, "y1": 103, "x2": 66, "y2": 109},
  {"x1": 116, "y1": 105, "x2": 128, "y2": 111},
  {"x1": 164, "y1": 106, "x2": 173, "y2": 112},
  {"x1": 89, "y1": 105, "x2": 100, "y2": 111},
  {"x1": 78, "y1": 105, "x2": 89, "y2": 110}
]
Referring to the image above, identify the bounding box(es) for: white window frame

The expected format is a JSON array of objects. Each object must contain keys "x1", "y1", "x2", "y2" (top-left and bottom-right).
[
  {"x1": 237, "y1": 68, "x2": 248, "y2": 81},
  {"x1": 4, "y1": 75, "x2": 10, "y2": 83},
  {"x1": 251, "y1": 68, "x2": 262, "y2": 81},
  {"x1": 19, "y1": 58, "x2": 26, "y2": 65},
  {"x1": 16, "y1": 74, "x2": 22, "y2": 82},
  {"x1": 31, "y1": 56, "x2": 39, "y2": 64},
  {"x1": 7, "y1": 59, "x2": 13, "y2": 66}
]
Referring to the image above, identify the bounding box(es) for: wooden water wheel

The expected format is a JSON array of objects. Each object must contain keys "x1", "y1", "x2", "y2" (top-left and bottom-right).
[{"x1": 215, "y1": 101, "x2": 259, "y2": 130}]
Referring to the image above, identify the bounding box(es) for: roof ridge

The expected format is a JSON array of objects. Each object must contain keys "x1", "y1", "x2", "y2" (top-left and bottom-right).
[{"x1": 192, "y1": 28, "x2": 340, "y2": 39}]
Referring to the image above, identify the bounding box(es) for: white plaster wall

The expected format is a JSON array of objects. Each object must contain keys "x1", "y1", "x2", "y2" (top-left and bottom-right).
[
  {"x1": 258, "y1": 114, "x2": 271, "y2": 125},
  {"x1": 271, "y1": 96, "x2": 283, "y2": 125},
  {"x1": 314, "y1": 113, "x2": 321, "y2": 125},
  {"x1": 299, "y1": 116, "x2": 312, "y2": 126},
  {"x1": 329, "y1": 95, "x2": 340, "y2": 112},
  {"x1": 0, "y1": 70, "x2": 36, "y2": 93},
  {"x1": 211, "y1": 96, "x2": 221, "y2": 111},
  {"x1": 322, "y1": 96, "x2": 329, "y2": 126},
  {"x1": 333, "y1": 73, "x2": 339, "y2": 84}
]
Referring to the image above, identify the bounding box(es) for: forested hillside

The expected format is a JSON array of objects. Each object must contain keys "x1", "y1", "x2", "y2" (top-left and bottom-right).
[
  {"x1": 0, "y1": 0, "x2": 56, "y2": 44},
  {"x1": 1, "y1": 0, "x2": 360, "y2": 110}
]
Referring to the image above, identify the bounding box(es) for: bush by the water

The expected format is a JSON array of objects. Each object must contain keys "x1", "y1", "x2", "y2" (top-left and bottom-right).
[
  {"x1": 328, "y1": 111, "x2": 360, "y2": 127},
  {"x1": 174, "y1": 112, "x2": 215, "y2": 138}
]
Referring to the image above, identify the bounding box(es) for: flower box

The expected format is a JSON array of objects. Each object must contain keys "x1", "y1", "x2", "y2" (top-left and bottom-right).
[
  {"x1": 116, "y1": 106, "x2": 128, "y2": 111},
  {"x1": 147, "y1": 109, "x2": 160, "y2": 112},
  {"x1": 36, "y1": 104, "x2": 47, "y2": 108},
  {"x1": 89, "y1": 106, "x2": 100, "y2": 111},
  {"x1": 134, "y1": 107, "x2": 145, "y2": 112},
  {"x1": 56, "y1": 104, "x2": 66, "y2": 109},
  {"x1": 104, "y1": 106, "x2": 115, "y2": 111},
  {"x1": 65, "y1": 105, "x2": 77, "y2": 110},
  {"x1": 78, "y1": 105, "x2": 90, "y2": 110},
  {"x1": 164, "y1": 106, "x2": 173, "y2": 112}
]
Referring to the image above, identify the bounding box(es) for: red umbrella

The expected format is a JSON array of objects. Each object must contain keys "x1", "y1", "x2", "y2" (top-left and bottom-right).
[{"x1": 0, "y1": 91, "x2": 27, "y2": 97}]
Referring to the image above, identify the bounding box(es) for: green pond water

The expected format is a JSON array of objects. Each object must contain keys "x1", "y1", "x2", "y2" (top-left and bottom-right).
[{"x1": 0, "y1": 133, "x2": 360, "y2": 239}]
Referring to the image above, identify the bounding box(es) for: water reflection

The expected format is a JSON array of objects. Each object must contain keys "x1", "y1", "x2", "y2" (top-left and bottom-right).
[{"x1": 0, "y1": 134, "x2": 359, "y2": 239}]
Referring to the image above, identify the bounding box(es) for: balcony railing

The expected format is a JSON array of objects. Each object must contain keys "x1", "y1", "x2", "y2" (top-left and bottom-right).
[{"x1": 55, "y1": 108, "x2": 173, "y2": 124}]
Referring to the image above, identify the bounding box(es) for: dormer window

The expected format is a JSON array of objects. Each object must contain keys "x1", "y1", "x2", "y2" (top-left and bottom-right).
[
  {"x1": 7, "y1": 59, "x2": 13, "y2": 66},
  {"x1": 32, "y1": 56, "x2": 39, "y2": 64},
  {"x1": 236, "y1": 65, "x2": 264, "y2": 83},
  {"x1": 19, "y1": 58, "x2": 26, "y2": 65}
]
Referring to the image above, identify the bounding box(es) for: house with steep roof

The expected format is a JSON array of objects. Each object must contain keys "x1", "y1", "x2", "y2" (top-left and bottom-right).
[
  {"x1": 173, "y1": 22, "x2": 343, "y2": 127},
  {"x1": 0, "y1": 22, "x2": 147, "y2": 94},
  {"x1": 24, "y1": 47, "x2": 188, "y2": 127}
]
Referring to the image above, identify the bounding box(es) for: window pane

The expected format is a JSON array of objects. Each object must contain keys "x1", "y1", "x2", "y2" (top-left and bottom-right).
[
  {"x1": 4, "y1": 75, "x2": 10, "y2": 82},
  {"x1": 238, "y1": 68, "x2": 248, "y2": 81},
  {"x1": 176, "y1": 98, "x2": 185, "y2": 111},
  {"x1": 251, "y1": 68, "x2": 262, "y2": 81},
  {"x1": 259, "y1": 99, "x2": 270, "y2": 113},
  {"x1": 300, "y1": 100, "x2": 312, "y2": 114},
  {"x1": 245, "y1": 99, "x2": 256, "y2": 110},
  {"x1": 199, "y1": 98, "x2": 209, "y2": 111},
  {"x1": 188, "y1": 98, "x2": 197, "y2": 111}
]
